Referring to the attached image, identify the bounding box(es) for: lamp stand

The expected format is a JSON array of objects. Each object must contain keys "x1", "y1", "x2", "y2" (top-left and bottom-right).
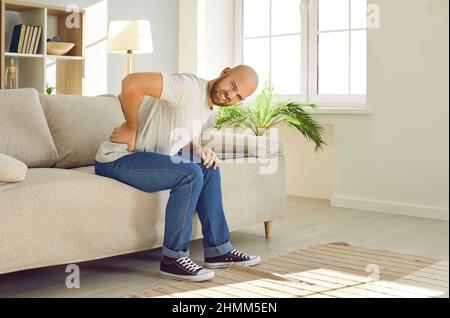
[{"x1": 124, "y1": 49, "x2": 136, "y2": 77}]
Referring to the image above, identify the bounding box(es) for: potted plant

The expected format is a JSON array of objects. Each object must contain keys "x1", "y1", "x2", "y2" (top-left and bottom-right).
[
  {"x1": 215, "y1": 84, "x2": 326, "y2": 151},
  {"x1": 46, "y1": 85, "x2": 55, "y2": 95}
]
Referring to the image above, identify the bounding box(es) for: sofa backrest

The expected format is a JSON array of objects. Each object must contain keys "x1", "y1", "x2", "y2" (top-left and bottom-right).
[
  {"x1": 201, "y1": 130, "x2": 284, "y2": 158},
  {"x1": 39, "y1": 94, "x2": 125, "y2": 168},
  {"x1": 0, "y1": 88, "x2": 59, "y2": 168}
]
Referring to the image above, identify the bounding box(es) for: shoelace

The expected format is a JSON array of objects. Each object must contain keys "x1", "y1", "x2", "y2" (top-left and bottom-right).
[
  {"x1": 177, "y1": 257, "x2": 202, "y2": 272},
  {"x1": 230, "y1": 248, "x2": 250, "y2": 259}
]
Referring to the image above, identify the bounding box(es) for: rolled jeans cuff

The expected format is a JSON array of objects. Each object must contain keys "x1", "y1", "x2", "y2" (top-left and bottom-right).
[
  {"x1": 162, "y1": 246, "x2": 190, "y2": 259},
  {"x1": 204, "y1": 241, "x2": 234, "y2": 258}
]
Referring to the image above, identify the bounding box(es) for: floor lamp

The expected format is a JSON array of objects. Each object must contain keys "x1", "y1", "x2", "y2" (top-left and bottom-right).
[{"x1": 108, "y1": 20, "x2": 154, "y2": 77}]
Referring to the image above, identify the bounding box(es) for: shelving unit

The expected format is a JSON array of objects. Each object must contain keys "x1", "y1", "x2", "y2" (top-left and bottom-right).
[{"x1": 1, "y1": 0, "x2": 85, "y2": 95}]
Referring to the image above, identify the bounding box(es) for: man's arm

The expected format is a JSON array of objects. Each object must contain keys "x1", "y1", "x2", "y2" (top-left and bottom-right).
[
  {"x1": 110, "y1": 72, "x2": 163, "y2": 151},
  {"x1": 120, "y1": 72, "x2": 163, "y2": 128}
]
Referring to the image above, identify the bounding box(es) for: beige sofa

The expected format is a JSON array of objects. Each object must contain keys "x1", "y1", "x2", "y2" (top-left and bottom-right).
[{"x1": 0, "y1": 88, "x2": 286, "y2": 275}]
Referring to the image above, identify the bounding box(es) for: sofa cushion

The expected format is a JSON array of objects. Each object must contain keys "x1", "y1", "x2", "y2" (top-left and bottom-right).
[
  {"x1": 0, "y1": 88, "x2": 59, "y2": 168},
  {"x1": 0, "y1": 153, "x2": 28, "y2": 182},
  {"x1": 39, "y1": 94, "x2": 125, "y2": 168}
]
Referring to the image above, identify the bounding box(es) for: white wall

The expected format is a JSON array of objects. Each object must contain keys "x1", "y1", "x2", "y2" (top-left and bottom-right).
[
  {"x1": 200, "y1": 0, "x2": 236, "y2": 79},
  {"x1": 22, "y1": 0, "x2": 179, "y2": 95},
  {"x1": 178, "y1": 0, "x2": 198, "y2": 75},
  {"x1": 179, "y1": 0, "x2": 235, "y2": 79},
  {"x1": 180, "y1": 0, "x2": 449, "y2": 220},
  {"x1": 328, "y1": 0, "x2": 449, "y2": 219},
  {"x1": 277, "y1": 124, "x2": 333, "y2": 200}
]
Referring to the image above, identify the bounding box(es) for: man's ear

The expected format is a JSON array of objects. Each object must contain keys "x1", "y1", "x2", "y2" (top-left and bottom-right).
[{"x1": 220, "y1": 67, "x2": 232, "y2": 77}]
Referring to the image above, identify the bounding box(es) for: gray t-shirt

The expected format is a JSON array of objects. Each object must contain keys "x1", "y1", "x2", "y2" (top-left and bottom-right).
[{"x1": 95, "y1": 72, "x2": 213, "y2": 163}]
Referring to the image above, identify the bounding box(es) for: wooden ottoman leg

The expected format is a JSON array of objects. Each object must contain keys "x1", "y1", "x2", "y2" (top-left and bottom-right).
[{"x1": 264, "y1": 221, "x2": 273, "y2": 239}]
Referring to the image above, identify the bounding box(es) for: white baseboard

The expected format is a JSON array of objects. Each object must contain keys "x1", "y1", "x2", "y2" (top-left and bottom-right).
[{"x1": 331, "y1": 195, "x2": 449, "y2": 221}]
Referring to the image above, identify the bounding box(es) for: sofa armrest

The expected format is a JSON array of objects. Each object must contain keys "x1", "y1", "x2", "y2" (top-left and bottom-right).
[{"x1": 200, "y1": 130, "x2": 283, "y2": 159}]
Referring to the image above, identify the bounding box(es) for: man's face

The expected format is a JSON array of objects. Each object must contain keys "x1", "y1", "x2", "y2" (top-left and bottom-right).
[
  {"x1": 210, "y1": 66, "x2": 259, "y2": 107},
  {"x1": 210, "y1": 74, "x2": 245, "y2": 107}
]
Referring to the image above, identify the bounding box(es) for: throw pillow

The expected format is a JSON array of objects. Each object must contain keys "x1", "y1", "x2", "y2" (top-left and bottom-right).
[
  {"x1": 0, "y1": 153, "x2": 28, "y2": 183},
  {"x1": 0, "y1": 88, "x2": 59, "y2": 168},
  {"x1": 39, "y1": 94, "x2": 125, "y2": 168}
]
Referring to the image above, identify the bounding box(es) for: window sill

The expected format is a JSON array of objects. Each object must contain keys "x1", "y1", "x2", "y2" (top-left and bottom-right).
[{"x1": 306, "y1": 106, "x2": 372, "y2": 115}]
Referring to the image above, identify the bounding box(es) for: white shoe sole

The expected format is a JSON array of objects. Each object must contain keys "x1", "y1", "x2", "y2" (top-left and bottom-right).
[
  {"x1": 160, "y1": 270, "x2": 215, "y2": 282},
  {"x1": 204, "y1": 256, "x2": 261, "y2": 269}
]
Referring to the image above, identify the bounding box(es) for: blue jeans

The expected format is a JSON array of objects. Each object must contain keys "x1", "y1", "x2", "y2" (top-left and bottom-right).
[{"x1": 94, "y1": 151, "x2": 234, "y2": 259}]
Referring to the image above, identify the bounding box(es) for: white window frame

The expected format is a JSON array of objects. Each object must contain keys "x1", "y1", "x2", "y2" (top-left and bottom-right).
[{"x1": 235, "y1": 0, "x2": 367, "y2": 109}]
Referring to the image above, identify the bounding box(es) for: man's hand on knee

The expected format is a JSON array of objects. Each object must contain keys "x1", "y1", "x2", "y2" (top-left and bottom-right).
[{"x1": 201, "y1": 147, "x2": 220, "y2": 170}]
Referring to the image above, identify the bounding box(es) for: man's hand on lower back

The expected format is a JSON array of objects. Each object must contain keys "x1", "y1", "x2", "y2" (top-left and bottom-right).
[{"x1": 110, "y1": 121, "x2": 138, "y2": 152}]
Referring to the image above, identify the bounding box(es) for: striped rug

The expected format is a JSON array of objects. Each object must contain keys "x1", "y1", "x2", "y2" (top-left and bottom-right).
[{"x1": 129, "y1": 242, "x2": 449, "y2": 298}]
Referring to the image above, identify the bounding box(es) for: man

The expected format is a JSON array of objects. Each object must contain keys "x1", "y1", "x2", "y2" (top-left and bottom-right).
[{"x1": 95, "y1": 65, "x2": 261, "y2": 282}]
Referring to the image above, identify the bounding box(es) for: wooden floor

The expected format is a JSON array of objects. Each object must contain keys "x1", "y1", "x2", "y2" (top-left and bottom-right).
[
  {"x1": 131, "y1": 243, "x2": 449, "y2": 298},
  {"x1": 0, "y1": 196, "x2": 448, "y2": 298}
]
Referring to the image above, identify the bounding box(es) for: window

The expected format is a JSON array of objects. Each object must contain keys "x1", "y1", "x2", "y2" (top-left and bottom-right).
[
  {"x1": 242, "y1": 0, "x2": 302, "y2": 96},
  {"x1": 238, "y1": 0, "x2": 367, "y2": 107}
]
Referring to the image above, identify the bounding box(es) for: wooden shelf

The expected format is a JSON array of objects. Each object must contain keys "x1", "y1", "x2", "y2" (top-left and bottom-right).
[
  {"x1": 5, "y1": 52, "x2": 83, "y2": 60},
  {"x1": 5, "y1": 52, "x2": 45, "y2": 58},
  {"x1": 4, "y1": 0, "x2": 85, "y2": 16},
  {"x1": 1, "y1": 0, "x2": 85, "y2": 95},
  {"x1": 46, "y1": 55, "x2": 84, "y2": 60}
]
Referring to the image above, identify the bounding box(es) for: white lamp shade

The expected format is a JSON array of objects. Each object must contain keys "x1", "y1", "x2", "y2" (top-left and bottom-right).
[{"x1": 108, "y1": 20, "x2": 154, "y2": 54}]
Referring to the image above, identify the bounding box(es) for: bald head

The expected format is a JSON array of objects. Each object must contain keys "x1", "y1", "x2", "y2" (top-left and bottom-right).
[
  {"x1": 228, "y1": 65, "x2": 259, "y2": 95},
  {"x1": 209, "y1": 65, "x2": 259, "y2": 107}
]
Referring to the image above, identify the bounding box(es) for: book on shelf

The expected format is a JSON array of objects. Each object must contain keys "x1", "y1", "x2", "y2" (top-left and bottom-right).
[
  {"x1": 9, "y1": 24, "x2": 42, "y2": 54},
  {"x1": 28, "y1": 26, "x2": 38, "y2": 54},
  {"x1": 22, "y1": 25, "x2": 31, "y2": 53},
  {"x1": 24, "y1": 25, "x2": 32, "y2": 53},
  {"x1": 33, "y1": 26, "x2": 43, "y2": 54},
  {"x1": 8, "y1": 24, "x2": 23, "y2": 53},
  {"x1": 17, "y1": 25, "x2": 27, "y2": 53}
]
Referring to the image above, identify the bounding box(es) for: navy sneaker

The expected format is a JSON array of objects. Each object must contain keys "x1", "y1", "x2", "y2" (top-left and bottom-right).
[
  {"x1": 204, "y1": 248, "x2": 261, "y2": 269},
  {"x1": 160, "y1": 256, "x2": 215, "y2": 282}
]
